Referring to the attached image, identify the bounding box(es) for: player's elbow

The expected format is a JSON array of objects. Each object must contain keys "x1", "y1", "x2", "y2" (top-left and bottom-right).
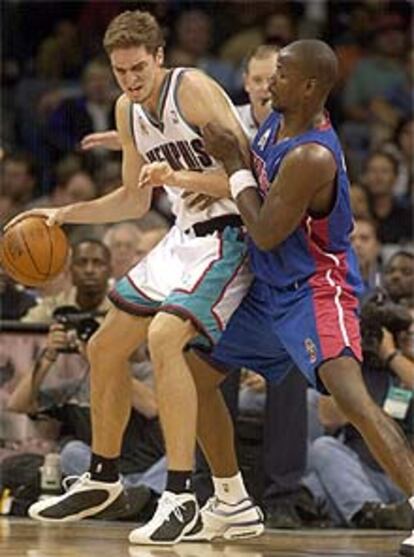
[{"x1": 125, "y1": 188, "x2": 151, "y2": 218}]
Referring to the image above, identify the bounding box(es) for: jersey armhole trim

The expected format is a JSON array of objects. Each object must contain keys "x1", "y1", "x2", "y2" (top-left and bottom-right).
[
  {"x1": 128, "y1": 100, "x2": 138, "y2": 149},
  {"x1": 174, "y1": 69, "x2": 202, "y2": 137}
]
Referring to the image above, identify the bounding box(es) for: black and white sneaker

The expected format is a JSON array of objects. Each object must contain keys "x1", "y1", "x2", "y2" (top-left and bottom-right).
[
  {"x1": 128, "y1": 491, "x2": 198, "y2": 545},
  {"x1": 184, "y1": 495, "x2": 264, "y2": 541},
  {"x1": 28, "y1": 473, "x2": 123, "y2": 522},
  {"x1": 400, "y1": 530, "x2": 414, "y2": 556}
]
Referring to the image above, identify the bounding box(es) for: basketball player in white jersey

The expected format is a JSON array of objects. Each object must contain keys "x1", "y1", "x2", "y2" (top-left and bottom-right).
[
  {"x1": 68, "y1": 43, "x2": 280, "y2": 544},
  {"x1": 7, "y1": 10, "x2": 263, "y2": 544}
]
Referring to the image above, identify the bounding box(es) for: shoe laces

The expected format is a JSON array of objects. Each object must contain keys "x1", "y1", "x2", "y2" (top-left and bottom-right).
[
  {"x1": 62, "y1": 472, "x2": 91, "y2": 492},
  {"x1": 157, "y1": 493, "x2": 189, "y2": 523},
  {"x1": 204, "y1": 496, "x2": 219, "y2": 511}
]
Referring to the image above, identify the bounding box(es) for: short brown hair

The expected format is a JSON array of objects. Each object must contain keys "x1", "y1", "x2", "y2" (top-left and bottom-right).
[
  {"x1": 243, "y1": 44, "x2": 279, "y2": 72},
  {"x1": 103, "y1": 10, "x2": 165, "y2": 55}
]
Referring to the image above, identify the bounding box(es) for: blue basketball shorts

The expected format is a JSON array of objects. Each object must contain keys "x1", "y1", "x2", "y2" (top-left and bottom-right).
[{"x1": 212, "y1": 277, "x2": 362, "y2": 392}]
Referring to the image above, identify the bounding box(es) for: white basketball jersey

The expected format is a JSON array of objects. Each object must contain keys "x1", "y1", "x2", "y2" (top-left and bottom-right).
[
  {"x1": 130, "y1": 68, "x2": 240, "y2": 230},
  {"x1": 236, "y1": 104, "x2": 259, "y2": 142}
]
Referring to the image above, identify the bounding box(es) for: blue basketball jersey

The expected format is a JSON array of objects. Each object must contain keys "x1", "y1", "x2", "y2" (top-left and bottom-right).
[{"x1": 249, "y1": 111, "x2": 363, "y2": 295}]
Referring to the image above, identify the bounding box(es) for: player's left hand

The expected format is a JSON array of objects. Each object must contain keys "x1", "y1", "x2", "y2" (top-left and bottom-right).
[
  {"x1": 203, "y1": 122, "x2": 244, "y2": 175},
  {"x1": 138, "y1": 162, "x2": 175, "y2": 188}
]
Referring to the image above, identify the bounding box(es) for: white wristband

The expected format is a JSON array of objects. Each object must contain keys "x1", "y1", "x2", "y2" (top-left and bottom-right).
[{"x1": 229, "y1": 169, "x2": 257, "y2": 199}]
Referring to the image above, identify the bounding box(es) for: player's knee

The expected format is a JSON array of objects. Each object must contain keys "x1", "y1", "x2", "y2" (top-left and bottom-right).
[{"x1": 148, "y1": 312, "x2": 195, "y2": 357}]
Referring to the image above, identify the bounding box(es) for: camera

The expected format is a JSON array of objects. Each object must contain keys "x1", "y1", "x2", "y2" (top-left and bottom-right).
[
  {"x1": 360, "y1": 291, "x2": 412, "y2": 367},
  {"x1": 52, "y1": 306, "x2": 101, "y2": 353}
]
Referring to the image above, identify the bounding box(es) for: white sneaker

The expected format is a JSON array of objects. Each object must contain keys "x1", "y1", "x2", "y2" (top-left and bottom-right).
[
  {"x1": 128, "y1": 491, "x2": 199, "y2": 545},
  {"x1": 400, "y1": 530, "x2": 414, "y2": 556},
  {"x1": 184, "y1": 496, "x2": 264, "y2": 541},
  {"x1": 28, "y1": 473, "x2": 123, "y2": 522}
]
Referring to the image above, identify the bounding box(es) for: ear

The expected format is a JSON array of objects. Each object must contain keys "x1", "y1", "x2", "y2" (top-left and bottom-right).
[
  {"x1": 304, "y1": 77, "x2": 317, "y2": 99},
  {"x1": 155, "y1": 47, "x2": 164, "y2": 66}
]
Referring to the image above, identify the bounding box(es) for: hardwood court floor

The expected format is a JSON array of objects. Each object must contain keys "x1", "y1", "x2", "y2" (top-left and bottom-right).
[{"x1": 0, "y1": 517, "x2": 407, "y2": 557}]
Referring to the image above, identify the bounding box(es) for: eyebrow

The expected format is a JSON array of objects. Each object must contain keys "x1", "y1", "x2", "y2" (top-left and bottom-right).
[{"x1": 113, "y1": 61, "x2": 147, "y2": 72}]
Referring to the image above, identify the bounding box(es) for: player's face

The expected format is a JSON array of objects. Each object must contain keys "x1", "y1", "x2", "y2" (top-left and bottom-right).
[
  {"x1": 269, "y1": 51, "x2": 306, "y2": 112},
  {"x1": 244, "y1": 54, "x2": 278, "y2": 111},
  {"x1": 110, "y1": 46, "x2": 163, "y2": 104}
]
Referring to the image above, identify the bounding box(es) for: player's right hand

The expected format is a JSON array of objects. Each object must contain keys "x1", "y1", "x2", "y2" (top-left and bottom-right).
[
  {"x1": 4, "y1": 207, "x2": 64, "y2": 231},
  {"x1": 80, "y1": 130, "x2": 121, "y2": 151}
]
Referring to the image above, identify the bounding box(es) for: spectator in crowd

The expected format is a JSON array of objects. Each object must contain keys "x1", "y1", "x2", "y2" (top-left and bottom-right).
[
  {"x1": 237, "y1": 45, "x2": 279, "y2": 139},
  {"x1": 383, "y1": 251, "x2": 414, "y2": 308},
  {"x1": 0, "y1": 265, "x2": 36, "y2": 320},
  {"x1": 44, "y1": 60, "x2": 116, "y2": 166},
  {"x1": 383, "y1": 117, "x2": 413, "y2": 202},
  {"x1": 263, "y1": 12, "x2": 297, "y2": 48},
  {"x1": 219, "y1": 8, "x2": 296, "y2": 68},
  {"x1": 30, "y1": 156, "x2": 97, "y2": 209},
  {"x1": 349, "y1": 184, "x2": 371, "y2": 219},
  {"x1": 103, "y1": 222, "x2": 168, "y2": 281},
  {"x1": 342, "y1": 13, "x2": 408, "y2": 129},
  {"x1": 363, "y1": 151, "x2": 412, "y2": 244},
  {"x1": 167, "y1": 10, "x2": 237, "y2": 95},
  {"x1": 103, "y1": 222, "x2": 143, "y2": 281},
  {"x1": 22, "y1": 239, "x2": 111, "y2": 324},
  {"x1": 340, "y1": 13, "x2": 409, "y2": 175},
  {"x1": 370, "y1": 49, "x2": 413, "y2": 146},
  {"x1": 0, "y1": 153, "x2": 38, "y2": 225},
  {"x1": 351, "y1": 217, "x2": 381, "y2": 296},
  {"x1": 35, "y1": 20, "x2": 83, "y2": 80},
  {"x1": 331, "y1": 3, "x2": 372, "y2": 87}
]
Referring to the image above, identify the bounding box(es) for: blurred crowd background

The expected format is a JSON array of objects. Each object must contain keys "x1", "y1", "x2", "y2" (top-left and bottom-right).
[{"x1": 0, "y1": 0, "x2": 413, "y2": 531}]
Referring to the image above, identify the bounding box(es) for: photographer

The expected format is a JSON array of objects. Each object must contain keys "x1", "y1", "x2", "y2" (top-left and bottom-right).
[{"x1": 303, "y1": 297, "x2": 414, "y2": 529}]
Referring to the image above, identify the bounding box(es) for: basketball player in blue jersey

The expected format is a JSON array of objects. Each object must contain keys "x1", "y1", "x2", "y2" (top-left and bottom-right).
[
  {"x1": 6, "y1": 10, "x2": 263, "y2": 545},
  {"x1": 200, "y1": 39, "x2": 414, "y2": 556}
]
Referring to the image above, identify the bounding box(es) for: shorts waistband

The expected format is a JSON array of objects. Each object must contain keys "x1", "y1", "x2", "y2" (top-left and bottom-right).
[{"x1": 186, "y1": 214, "x2": 244, "y2": 237}]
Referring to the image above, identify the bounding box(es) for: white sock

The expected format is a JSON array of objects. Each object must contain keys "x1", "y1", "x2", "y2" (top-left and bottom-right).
[
  {"x1": 409, "y1": 495, "x2": 414, "y2": 511},
  {"x1": 212, "y1": 472, "x2": 249, "y2": 504}
]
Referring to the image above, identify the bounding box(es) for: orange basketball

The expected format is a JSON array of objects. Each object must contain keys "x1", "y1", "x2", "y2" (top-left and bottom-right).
[{"x1": 0, "y1": 216, "x2": 69, "y2": 287}]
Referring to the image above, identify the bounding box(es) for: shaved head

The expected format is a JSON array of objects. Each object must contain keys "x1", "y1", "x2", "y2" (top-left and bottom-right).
[{"x1": 281, "y1": 39, "x2": 338, "y2": 95}]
